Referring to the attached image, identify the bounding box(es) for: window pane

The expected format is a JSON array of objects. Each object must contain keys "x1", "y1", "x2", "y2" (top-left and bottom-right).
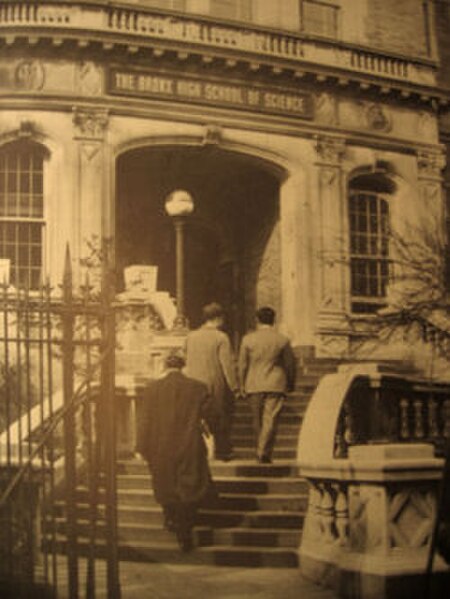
[
  {"x1": 137, "y1": 0, "x2": 185, "y2": 10},
  {"x1": 210, "y1": 0, "x2": 251, "y2": 20},
  {"x1": 0, "y1": 141, "x2": 45, "y2": 290},
  {"x1": 349, "y1": 187, "x2": 390, "y2": 308},
  {"x1": 302, "y1": 1, "x2": 338, "y2": 38}
]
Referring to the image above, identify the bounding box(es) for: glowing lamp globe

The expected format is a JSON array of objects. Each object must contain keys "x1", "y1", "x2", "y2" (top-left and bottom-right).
[{"x1": 165, "y1": 190, "x2": 194, "y2": 217}]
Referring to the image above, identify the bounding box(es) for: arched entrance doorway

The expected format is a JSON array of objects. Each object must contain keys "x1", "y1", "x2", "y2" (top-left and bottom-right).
[{"x1": 116, "y1": 145, "x2": 281, "y2": 342}]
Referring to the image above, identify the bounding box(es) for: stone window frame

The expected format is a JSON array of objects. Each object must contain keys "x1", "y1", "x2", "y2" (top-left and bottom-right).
[
  {"x1": 0, "y1": 140, "x2": 47, "y2": 290},
  {"x1": 300, "y1": 0, "x2": 340, "y2": 39},
  {"x1": 348, "y1": 180, "x2": 392, "y2": 315},
  {"x1": 136, "y1": 0, "x2": 252, "y2": 21}
]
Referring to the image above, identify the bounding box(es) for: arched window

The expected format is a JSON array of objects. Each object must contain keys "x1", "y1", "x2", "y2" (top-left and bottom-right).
[
  {"x1": 0, "y1": 140, "x2": 46, "y2": 289},
  {"x1": 348, "y1": 172, "x2": 394, "y2": 314}
]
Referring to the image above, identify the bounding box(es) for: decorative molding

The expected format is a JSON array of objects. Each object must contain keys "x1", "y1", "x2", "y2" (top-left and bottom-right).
[
  {"x1": 315, "y1": 93, "x2": 338, "y2": 127},
  {"x1": 202, "y1": 124, "x2": 223, "y2": 146},
  {"x1": 320, "y1": 168, "x2": 338, "y2": 187},
  {"x1": 15, "y1": 60, "x2": 45, "y2": 91},
  {"x1": 421, "y1": 183, "x2": 439, "y2": 203},
  {"x1": 388, "y1": 489, "x2": 433, "y2": 549},
  {"x1": 18, "y1": 120, "x2": 39, "y2": 139},
  {"x1": 315, "y1": 135, "x2": 346, "y2": 164},
  {"x1": 72, "y1": 107, "x2": 109, "y2": 140},
  {"x1": 77, "y1": 61, "x2": 103, "y2": 97},
  {"x1": 365, "y1": 102, "x2": 392, "y2": 132},
  {"x1": 417, "y1": 111, "x2": 436, "y2": 142},
  {"x1": 81, "y1": 143, "x2": 101, "y2": 161},
  {"x1": 417, "y1": 149, "x2": 446, "y2": 179}
]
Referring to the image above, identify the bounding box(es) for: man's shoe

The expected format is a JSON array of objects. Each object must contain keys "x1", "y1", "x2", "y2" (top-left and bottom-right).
[
  {"x1": 176, "y1": 530, "x2": 193, "y2": 552},
  {"x1": 163, "y1": 516, "x2": 176, "y2": 532}
]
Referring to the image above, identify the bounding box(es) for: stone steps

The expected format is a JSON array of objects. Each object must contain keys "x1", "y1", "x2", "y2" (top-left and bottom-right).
[
  {"x1": 47, "y1": 356, "x2": 339, "y2": 568},
  {"x1": 45, "y1": 536, "x2": 299, "y2": 568}
]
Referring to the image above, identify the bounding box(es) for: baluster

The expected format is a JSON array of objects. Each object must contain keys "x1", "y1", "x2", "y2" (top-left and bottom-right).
[
  {"x1": 413, "y1": 397, "x2": 425, "y2": 439},
  {"x1": 320, "y1": 483, "x2": 336, "y2": 544},
  {"x1": 443, "y1": 398, "x2": 450, "y2": 439},
  {"x1": 428, "y1": 397, "x2": 439, "y2": 439},
  {"x1": 343, "y1": 400, "x2": 356, "y2": 446},
  {"x1": 119, "y1": 10, "x2": 127, "y2": 31},
  {"x1": 400, "y1": 398, "x2": 410, "y2": 440},
  {"x1": 334, "y1": 484, "x2": 349, "y2": 546},
  {"x1": 109, "y1": 9, "x2": 117, "y2": 29},
  {"x1": 308, "y1": 482, "x2": 323, "y2": 540}
]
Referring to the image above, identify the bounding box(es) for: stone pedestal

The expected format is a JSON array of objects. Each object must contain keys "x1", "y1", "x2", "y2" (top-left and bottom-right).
[{"x1": 299, "y1": 444, "x2": 450, "y2": 599}]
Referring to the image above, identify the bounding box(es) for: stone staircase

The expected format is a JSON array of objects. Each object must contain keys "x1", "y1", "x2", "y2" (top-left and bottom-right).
[{"x1": 50, "y1": 356, "x2": 340, "y2": 567}]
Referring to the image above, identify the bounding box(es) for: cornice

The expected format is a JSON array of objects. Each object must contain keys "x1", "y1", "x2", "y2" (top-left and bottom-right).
[{"x1": 0, "y1": 0, "x2": 447, "y2": 109}]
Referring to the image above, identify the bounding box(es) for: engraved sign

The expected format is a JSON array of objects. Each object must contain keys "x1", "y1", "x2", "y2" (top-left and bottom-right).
[{"x1": 109, "y1": 68, "x2": 313, "y2": 119}]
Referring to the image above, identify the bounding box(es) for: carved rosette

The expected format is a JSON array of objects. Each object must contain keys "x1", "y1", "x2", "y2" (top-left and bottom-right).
[
  {"x1": 73, "y1": 107, "x2": 109, "y2": 141},
  {"x1": 417, "y1": 149, "x2": 446, "y2": 180},
  {"x1": 315, "y1": 135, "x2": 346, "y2": 165}
]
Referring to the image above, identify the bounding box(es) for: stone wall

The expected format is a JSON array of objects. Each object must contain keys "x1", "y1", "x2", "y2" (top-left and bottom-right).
[{"x1": 365, "y1": 0, "x2": 430, "y2": 59}]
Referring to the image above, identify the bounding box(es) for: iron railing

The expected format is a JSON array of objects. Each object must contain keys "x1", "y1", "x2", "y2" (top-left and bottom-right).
[{"x1": 0, "y1": 247, "x2": 121, "y2": 599}]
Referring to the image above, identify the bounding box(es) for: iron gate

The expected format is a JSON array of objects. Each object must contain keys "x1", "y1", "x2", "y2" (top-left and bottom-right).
[{"x1": 0, "y1": 247, "x2": 121, "y2": 599}]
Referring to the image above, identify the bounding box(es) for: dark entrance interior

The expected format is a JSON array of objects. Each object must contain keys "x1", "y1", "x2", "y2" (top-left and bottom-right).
[{"x1": 116, "y1": 145, "x2": 281, "y2": 341}]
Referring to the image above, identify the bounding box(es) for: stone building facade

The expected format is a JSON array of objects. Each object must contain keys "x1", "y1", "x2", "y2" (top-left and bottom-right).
[{"x1": 0, "y1": 0, "x2": 449, "y2": 360}]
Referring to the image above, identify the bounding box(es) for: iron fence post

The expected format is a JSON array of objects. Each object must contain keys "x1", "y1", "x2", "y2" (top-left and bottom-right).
[
  {"x1": 62, "y1": 246, "x2": 79, "y2": 599},
  {"x1": 100, "y1": 240, "x2": 121, "y2": 599}
]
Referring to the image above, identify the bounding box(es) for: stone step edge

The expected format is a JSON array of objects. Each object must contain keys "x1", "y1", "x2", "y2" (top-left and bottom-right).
[
  {"x1": 115, "y1": 490, "x2": 308, "y2": 501},
  {"x1": 117, "y1": 474, "x2": 306, "y2": 483},
  {"x1": 45, "y1": 534, "x2": 299, "y2": 556},
  {"x1": 47, "y1": 517, "x2": 301, "y2": 540}
]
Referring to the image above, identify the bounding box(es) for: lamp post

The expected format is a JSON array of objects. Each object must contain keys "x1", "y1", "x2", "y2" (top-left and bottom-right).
[{"x1": 165, "y1": 190, "x2": 194, "y2": 329}]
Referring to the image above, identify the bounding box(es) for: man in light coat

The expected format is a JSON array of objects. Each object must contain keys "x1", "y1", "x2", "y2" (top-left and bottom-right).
[
  {"x1": 238, "y1": 306, "x2": 296, "y2": 464},
  {"x1": 185, "y1": 302, "x2": 239, "y2": 461}
]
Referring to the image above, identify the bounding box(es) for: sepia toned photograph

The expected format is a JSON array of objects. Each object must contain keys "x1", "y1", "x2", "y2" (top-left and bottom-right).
[{"x1": 0, "y1": 1, "x2": 450, "y2": 597}]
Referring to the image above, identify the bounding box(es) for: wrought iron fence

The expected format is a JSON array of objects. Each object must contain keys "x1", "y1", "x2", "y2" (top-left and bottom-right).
[{"x1": 0, "y1": 248, "x2": 120, "y2": 599}]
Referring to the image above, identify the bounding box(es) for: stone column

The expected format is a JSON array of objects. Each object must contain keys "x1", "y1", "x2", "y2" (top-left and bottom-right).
[
  {"x1": 279, "y1": 169, "x2": 314, "y2": 347},
  {"x1": 72, "y1": 107, "x2": 109, "y2": 285},
  {"x1": 416, "y1": 147, "x2": 446, "y2": 235},
  {"x1": 314, "y1": 135, "x2": 348, "y2": 357}
]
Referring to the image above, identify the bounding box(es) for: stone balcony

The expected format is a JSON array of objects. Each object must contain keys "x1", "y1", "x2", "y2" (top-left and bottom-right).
[{"x1": 0, "y1": 0, "x2": 439, "y2": 93}]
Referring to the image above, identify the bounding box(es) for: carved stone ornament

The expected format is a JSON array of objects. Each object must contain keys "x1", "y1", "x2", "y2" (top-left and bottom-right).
[
  {"x1": 73, "y1": 108, "x2": 109, "y2": 140},
  {"x1": 77, "y1": 62, "x2": 103, "y2": 97},
  {"x1": 202, "y1": 124, "x2": 223, "y2": 146},
  {"x1": 417, "y1": 111, "x2": 436, "y2": 142},
  {"x1": 315, "y1": 93, "x2": 338, "y2": 126},
  {"x1": 15, "y1": 60, "x2": 45, "y2": 91},
  {"x1": 365, "y1": 103, "x2": 391, "y2": 132},
  {"x1": 315, "y1": 135, "x2": 346, "y2": 164},
  {"x1": 417, "y1": 149, "x2": 446, "y2": 178}
]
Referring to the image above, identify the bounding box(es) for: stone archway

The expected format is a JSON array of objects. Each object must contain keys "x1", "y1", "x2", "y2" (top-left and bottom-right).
[{"x1": 115, "y1": 144, "x2": 282, "y2": 341}]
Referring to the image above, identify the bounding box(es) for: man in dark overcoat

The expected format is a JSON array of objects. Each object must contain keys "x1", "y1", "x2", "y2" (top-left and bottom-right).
[
  {"x1": 136, "y1": 353, "x2": 216, "y2": 551},
  {"x1": 185, "y1": 302, "x2": 239, "y2": 461}
]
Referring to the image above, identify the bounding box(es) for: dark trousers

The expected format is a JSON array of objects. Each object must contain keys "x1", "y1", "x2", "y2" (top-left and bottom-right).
[
  {"x1": 248, "y1": 393, "x2": 284, "y2": 460},
  {"x1": 163, "y1": 501, "x2": 196, "y2": 549},
  {"x1": 213, "y1": 398, "x2": 234, "y2": 459}
]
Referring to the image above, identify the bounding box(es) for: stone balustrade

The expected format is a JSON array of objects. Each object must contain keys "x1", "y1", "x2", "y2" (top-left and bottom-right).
[
  {"x1": 332, "y1": 365, "x2": 450, "y2": 459},
  {"x1": 0, "y1": 1, "x2": 435, "y2": 87},
  {"x1": 297, "y1": 363, "x2": 450, "y2": 599}
]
